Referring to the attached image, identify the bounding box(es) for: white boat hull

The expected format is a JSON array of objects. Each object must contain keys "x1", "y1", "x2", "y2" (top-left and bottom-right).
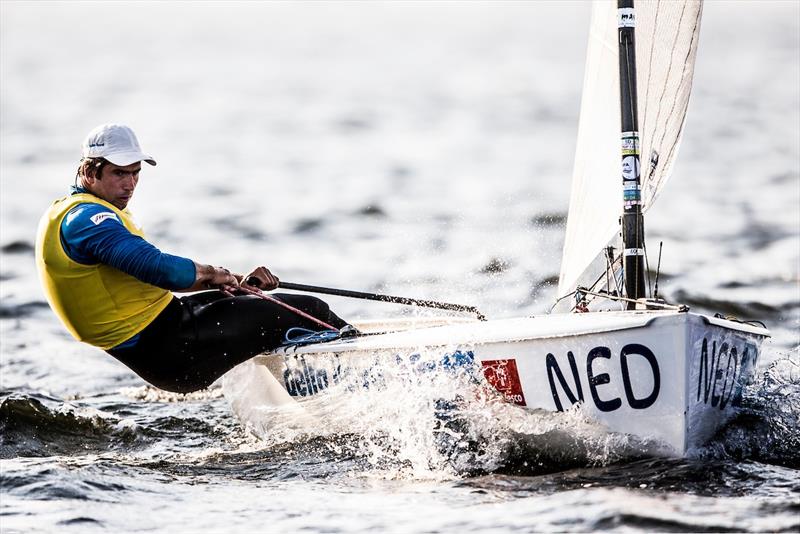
[{"x1": 234, "y1": 311, "x2": 768, "y2": 456}]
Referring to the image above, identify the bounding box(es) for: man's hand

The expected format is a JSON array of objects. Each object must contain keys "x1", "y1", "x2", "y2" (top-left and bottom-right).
[
  {"x1": 182, "y1": 262, "x2": 241, "y2": 294},
  {"x1": 241, "y1": 266, "x2": 279, "y2": 291},
  {"x1": 205, "y1": 266, "x2": 240, "y2": 293}
]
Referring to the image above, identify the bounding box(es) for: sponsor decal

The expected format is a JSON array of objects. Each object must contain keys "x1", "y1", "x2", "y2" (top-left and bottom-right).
[
  {"x1": 621, "y1": 132, "x2": 640, "y2": 155},
  {"x1": 546, "y1": 344, "x2": 661, "y2": 412},
  {"x1": 90, "y1": 212, "x2": 119, "y2": 225},
  {"x1": 482, "y1": 359, "x2": 526, "y2": 406},
  {"x1": 696, "y1": 337, "x2": 759, "y2": 410},
  {"x1": 618, "y1": 7, "x2": 635, "y2": 28},
  {"x1": 623, "y1": 188, "x2": 641, "y2": 201},
  {"x1": 283, "y1": 355, "x2": 340, "y2": 397},
  {"x1": 621, "y1": 156, "x2": 640, "y2": 181},
  {"x1": 281, "y1": 349, "x2": 477, "y2": 398},
  {"x1": 624, "y1": 248, "x2": 645, "y2": 256},
  {"x1": 649, "y1": 150, "x2": 660, "y2": 172}
]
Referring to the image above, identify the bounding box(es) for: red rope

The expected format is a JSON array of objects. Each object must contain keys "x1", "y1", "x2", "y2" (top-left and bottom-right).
[{"x1": 234, "y1": 285, "x2": 338, "y2": 331}]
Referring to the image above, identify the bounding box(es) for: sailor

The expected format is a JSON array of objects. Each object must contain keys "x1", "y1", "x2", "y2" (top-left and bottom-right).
[{"x1": 35, "y1": 123, "x2": 350, "y2": 393}]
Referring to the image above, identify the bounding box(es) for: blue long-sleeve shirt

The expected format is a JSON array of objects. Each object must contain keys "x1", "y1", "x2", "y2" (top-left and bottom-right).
[{"x1": 60, "y1": 192, "x2": 196, "y2": 291}]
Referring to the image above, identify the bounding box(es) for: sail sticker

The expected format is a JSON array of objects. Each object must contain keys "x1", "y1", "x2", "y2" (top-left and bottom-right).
[
  {"x1": 621, "y1": 156, "x2": 640, "y2": 181},
  {"x1": 623, "y1": 188, "x2": 641, "y2": 201},
  {"x1": 618, "y1": 8, "x2": 635, "y2": 28},
  {"x1": 649, "y1": 150, "x2": 660, "y2": 171},
  {"x1": 624, "y1": 248, "x2": 645, "y2": 256},
  {"x1": 621, "y1": 132, "x2": 640, "y2": 156},
  {"x1": 481, "y1": 359, "x2": 526, "y2": 406}
]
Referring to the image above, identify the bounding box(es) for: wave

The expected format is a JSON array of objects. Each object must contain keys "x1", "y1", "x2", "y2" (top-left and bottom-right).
[
  {"x1": 0, "y1": 388, "x2": 241, "y2": 460},
  {"x1": 0, "y1": 391, "x2": 146, "y2": 458}
]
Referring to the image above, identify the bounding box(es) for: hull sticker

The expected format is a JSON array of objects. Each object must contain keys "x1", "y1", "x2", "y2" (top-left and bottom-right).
[{"x1": 482, "y1": 359, "x2": 526, "y2": 406}]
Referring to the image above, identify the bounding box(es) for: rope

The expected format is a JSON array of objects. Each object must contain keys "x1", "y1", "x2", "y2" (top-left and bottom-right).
[
  {"x1": 236, "y1": 285, "x2": 338, "y2": 331},
  {"x1": 283, "y1": 327, "x2": 342, "y2": 346}
]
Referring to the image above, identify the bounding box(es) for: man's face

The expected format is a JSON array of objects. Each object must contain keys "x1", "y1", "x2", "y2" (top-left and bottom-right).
[{"x1": 88, "y1": 162, "x2": 141, "y2": 209}]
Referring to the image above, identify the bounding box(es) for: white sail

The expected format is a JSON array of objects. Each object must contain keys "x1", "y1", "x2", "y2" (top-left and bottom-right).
[{"x1": 558, "y1": 0, "x2": 703, "y2": 298}]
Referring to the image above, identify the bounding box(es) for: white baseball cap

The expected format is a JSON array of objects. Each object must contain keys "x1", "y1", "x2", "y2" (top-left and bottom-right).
[{"x1": 81, "y1": 123, "x2": 157, "y2": 166}]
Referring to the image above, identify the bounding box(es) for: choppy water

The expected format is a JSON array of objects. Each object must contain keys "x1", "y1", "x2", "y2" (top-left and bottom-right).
[{"x1": 1, "y1": 2, "x2": 799, "y2": 532}]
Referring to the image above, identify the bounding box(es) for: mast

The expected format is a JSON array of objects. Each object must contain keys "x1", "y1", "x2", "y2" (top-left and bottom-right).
[{"x1": 618, "y1": 0, "x2": 646, "y2": 308}]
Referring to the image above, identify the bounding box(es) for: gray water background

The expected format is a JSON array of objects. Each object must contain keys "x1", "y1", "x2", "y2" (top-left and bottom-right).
[{"x1": 1, "y1": 1, "x2": 798, "y2": 532}]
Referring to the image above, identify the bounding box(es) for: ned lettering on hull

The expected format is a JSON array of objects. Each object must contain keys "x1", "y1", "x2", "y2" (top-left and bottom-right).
[
  {"x1": 696, "y1": 336, "x2": 758, "y2": 410},
  {"x1": 35, "y1": 123, "x2": 353, "y2": 393},
  {"x1": 546, "y1": 344, "x2": 661, "y2": 413}
]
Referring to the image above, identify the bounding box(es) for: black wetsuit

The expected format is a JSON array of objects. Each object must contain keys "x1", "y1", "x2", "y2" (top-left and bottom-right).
[{"x1": 108, "y1": 292, "x2": 348, "y2": 393}]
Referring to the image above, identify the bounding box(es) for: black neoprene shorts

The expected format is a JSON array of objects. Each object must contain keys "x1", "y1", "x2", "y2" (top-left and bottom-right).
[{"x1": 107, "y1": 291, "x2": 348, "y2": 393}]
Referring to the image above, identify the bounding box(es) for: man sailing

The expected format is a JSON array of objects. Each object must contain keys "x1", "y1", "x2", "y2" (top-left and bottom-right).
[{"x1": 35, "y1": 123, "x2": 350, "y2": 393}]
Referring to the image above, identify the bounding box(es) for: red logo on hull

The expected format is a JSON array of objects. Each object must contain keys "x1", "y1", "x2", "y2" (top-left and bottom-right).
[{"x1": 482, "y1": 359, "x2": 526, "y2": 406}]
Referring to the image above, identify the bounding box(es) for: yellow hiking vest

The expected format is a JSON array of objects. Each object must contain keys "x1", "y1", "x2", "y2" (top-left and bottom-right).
[{"x1": 35, "y1": 194, "x2": 174, "y2": 349}]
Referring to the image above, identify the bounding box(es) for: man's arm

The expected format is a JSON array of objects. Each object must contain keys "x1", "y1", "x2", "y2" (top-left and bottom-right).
[
  {"x1": 62, "y1": 203, "x2": 275, "y2": 293},
  {"x1": 61, "y1": 204, "x2": 203, "y2": 290}
]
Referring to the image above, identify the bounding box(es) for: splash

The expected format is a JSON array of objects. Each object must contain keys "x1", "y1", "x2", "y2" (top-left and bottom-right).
[
  {"x1": 222, "y1": 348, "x2": 662, "y2": 479},
  {"x1": 701, "y1": 346, "x2": 800, "y2": 468},
  {"x1": 120, "y1": 385, "x2": 225, "y2": 403}
]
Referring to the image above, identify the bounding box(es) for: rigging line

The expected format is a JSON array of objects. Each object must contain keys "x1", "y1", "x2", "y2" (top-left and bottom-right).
[
  {"x1": 550, "y1": 285, "x2": 686, "y2": 313},
  {"x1": 579, "y1": 288, "x2": 686, "y2": 311},
  {"x1": 610, "y1": 251, "x2": 624, "y2": 298},
  {"x1": 559, "y1": 249, "x2": 624, "y2": 313},
  {"x1": 236, "y1": 286, "x2": 338, "y2": 331},
  {"x1": 654, "y1": 241, "x2": 664, "y2": 299},
  {"x1": 277, "y1": 281, "x2": 487, "y2": 321},
  {"x1": 605, "y1": 248, "x2": 625, "y2": 311},
  {"x1": 615, "y1": 265, "x2": 626, "y2": 311},
  {"x1": 643, "y1": 237, "x2": 652, "y2": 297},
  {"x1": 549, "y1": 290, "x2": 578, "y2": 313},
  {"x1": 713, "y1": 314, "x2": 768, "y2": 330},
  {"x1": 605, "y1": 247, "x2": 623, "y2": 298},
  {"x1": 638, "y1": 223, "x2": 645, "y2": 299}
]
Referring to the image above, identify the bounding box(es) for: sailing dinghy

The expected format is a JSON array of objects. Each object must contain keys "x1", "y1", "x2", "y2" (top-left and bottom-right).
[{"x1": 225, "y1": 0, "x2": 769, "y2": 456}]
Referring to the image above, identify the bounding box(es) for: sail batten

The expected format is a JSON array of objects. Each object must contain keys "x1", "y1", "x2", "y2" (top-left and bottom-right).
[{"x1": 558, "y1": 0, "x2": 703, "y2": 299}]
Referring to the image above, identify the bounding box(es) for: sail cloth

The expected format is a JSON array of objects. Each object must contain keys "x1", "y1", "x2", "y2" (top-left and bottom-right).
[{"x1": 558, "y1": 0, "x2": 703, "y2": 298}]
